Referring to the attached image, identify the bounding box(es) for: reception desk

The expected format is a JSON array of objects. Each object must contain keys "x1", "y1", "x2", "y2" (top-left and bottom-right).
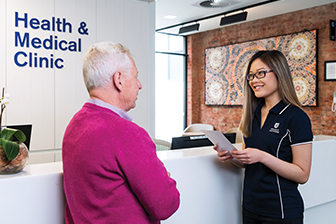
[
  {"x1": 159, "y1": 144, "x2": 244, "y2": 224},
  {"x1": 0, "y1": 135, "x2": 335, "y2": 224}
]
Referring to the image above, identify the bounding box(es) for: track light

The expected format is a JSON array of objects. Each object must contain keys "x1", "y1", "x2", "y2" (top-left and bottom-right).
[
  {"x1": 220, "y1": 11, "x2": 248, "y2": 26},
  {"x1": 179, "y1": 23, "x2": 200, "y2": 34}
]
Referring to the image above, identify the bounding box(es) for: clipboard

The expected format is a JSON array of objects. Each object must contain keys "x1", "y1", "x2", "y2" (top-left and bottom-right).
[{"x1": 202, "y1": 130, "x2": 237, "y2": 152}]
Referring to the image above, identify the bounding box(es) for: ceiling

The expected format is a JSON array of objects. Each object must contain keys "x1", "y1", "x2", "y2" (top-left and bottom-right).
[{"x1": 150, "y1": 0, "x2": 336, "y2": 35}]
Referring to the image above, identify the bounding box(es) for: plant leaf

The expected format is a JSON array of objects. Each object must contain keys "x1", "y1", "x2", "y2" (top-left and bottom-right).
[
  {"x1": 1, "y1": 128, "x2": 26, "y2": 142},
  {"x1": 1, "y1": 138, "x2": 20, "y2": 160},
  {"x1": 13, "y1": 129, "x2": 26, "y2": 142},
  {"x1": 1, "y1": 128, "x2": 15, "y2": 140}
]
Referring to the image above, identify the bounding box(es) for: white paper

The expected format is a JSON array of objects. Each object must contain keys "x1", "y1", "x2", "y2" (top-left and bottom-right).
[{"x1": 202, "y1": 130, "x2": 237, "y2": 152}]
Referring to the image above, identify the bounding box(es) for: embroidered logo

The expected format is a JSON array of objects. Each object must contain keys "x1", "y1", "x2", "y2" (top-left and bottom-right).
[{"x1": 269, "y1": 122, "x2": 280, "y2": 133}]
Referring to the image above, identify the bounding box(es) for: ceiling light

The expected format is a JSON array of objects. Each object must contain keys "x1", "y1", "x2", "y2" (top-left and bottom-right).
[
  {"x1": 199, "y1": 0, "x2": 230, "y2": 8},
  {"x1": 220, "y1": 11, "x2": 247, "y2": 26}
]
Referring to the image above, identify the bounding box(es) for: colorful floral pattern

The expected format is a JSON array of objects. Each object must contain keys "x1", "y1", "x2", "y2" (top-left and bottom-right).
[{"x1": 205, "y1": 30, "x2": 317, "y2": 106}]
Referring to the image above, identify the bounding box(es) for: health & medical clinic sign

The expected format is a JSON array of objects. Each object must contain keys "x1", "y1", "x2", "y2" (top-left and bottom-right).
[{"x1": 13, "y1": 11, "x2": 89, "y2": 69}]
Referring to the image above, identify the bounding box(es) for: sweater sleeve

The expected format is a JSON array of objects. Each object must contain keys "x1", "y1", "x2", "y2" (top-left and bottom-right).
[{"x1": 115, "y1": 124, "x2": 180, "y2": 221}]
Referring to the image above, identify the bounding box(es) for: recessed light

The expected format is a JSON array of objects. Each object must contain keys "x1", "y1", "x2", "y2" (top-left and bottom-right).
[{"x1": 164, "y1": 15, "x2": 177, "y2": 19}]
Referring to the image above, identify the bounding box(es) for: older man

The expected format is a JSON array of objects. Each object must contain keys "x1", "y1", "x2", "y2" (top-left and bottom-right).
[{"x1": 62, "y1": 42, "x2": 180, "y2": 224}]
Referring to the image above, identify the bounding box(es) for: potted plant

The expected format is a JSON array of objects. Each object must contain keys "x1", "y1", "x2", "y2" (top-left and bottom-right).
[{"x1": 0, "y1": 88, "x2": 29, "y2": 174}]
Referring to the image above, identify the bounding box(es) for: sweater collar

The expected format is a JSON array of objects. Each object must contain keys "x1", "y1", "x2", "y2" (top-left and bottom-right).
[{"x1": 87, "y1": 98, "x2": 133, "y2": 121}]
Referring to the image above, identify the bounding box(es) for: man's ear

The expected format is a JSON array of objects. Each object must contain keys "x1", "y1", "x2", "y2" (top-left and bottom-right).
[{"x1": 113, "y1": 71, "x2": 123, "y2": 92}]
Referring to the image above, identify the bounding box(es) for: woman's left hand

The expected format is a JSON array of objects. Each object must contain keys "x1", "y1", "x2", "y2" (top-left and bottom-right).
[{"x1": 230, "y1": 148, "x2": 266, "y2": 164}]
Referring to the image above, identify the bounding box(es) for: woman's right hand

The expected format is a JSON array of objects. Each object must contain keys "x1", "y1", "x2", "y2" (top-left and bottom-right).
[{"x1": 213, "y1": 144, "x2": 233, "y2": 162}]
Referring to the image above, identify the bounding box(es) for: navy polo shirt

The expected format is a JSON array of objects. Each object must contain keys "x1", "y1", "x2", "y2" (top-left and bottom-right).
[{"x1": 243, "y1": 100, "x2": 313, "y2": 219}]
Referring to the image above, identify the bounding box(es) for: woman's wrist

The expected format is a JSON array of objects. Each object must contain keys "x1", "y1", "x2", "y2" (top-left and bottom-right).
[{"x1": 259, "y1": 150, "x2": 268, "y2": 164}]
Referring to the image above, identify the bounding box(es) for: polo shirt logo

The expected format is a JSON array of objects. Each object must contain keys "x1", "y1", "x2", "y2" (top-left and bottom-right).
[{"x1": 269, "y1": 122, "x2": 280, "y2": 133}]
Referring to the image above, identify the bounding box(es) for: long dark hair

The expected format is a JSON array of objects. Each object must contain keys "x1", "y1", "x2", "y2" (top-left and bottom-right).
[{"x1": 239, "y1": 50, "x2": 301, "y2": 137}]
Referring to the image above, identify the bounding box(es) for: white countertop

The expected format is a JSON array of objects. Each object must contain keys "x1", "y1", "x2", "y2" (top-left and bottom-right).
[
  {"x1": 0, "y1": 161, "x2": 63, "y2": 180},
  {"x1": 0, "y1": 135, "x2": 335, "y2": 224}
]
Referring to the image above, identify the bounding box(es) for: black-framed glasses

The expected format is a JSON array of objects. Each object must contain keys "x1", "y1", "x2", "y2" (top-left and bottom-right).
[{"x1": 246, "y1": 70, "x2": 273, "y2": 81}]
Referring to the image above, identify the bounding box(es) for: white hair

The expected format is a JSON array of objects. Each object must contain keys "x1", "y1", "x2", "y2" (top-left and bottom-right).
[{"x1": 82, "y1": 41, "x2": 132, "y2": 92}]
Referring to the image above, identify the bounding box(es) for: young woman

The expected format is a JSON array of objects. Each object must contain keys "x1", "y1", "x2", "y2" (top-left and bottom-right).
[{"x1": 215, "y1": 50, "x2": 313, "y2": 224}]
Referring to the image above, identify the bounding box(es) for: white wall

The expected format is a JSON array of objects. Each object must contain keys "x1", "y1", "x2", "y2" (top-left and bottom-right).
[
  {"x1": 96, "y1": 0, "x2": 156, "y2": 138},
  {"x1": 0, "y1": 0, "x2": 5, "y2": 101},
  {"x1": 1, "y1": 0, "x2": 155, "y2": 151}
]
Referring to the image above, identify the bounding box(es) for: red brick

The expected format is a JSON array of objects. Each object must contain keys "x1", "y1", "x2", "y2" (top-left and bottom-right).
[{"x1": 186, "y1": 3, "x2": 336, "y2": 136}]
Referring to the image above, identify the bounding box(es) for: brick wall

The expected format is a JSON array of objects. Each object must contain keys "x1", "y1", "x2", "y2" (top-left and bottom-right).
[{"x1": 187, "y1": 2, "x2": 336, "y2": 136}]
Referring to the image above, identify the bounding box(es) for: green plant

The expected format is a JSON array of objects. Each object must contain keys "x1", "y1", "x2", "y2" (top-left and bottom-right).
[{"x1": 0, "y1": 88, "x2": 26, "y2": 160}]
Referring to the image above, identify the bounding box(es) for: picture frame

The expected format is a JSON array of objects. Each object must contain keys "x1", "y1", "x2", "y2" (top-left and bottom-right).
[
  {"x1": 205, "y1": 29, "x2": 318, "y2": 106},
  {"x1": 325, "y1": 61, "x2": 336, "y2": 81}
]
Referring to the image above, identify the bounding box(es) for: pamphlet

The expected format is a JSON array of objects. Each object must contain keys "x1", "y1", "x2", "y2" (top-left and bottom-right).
[{"x1": 202, "y1": 130, "x2": 237, "y2": 152}]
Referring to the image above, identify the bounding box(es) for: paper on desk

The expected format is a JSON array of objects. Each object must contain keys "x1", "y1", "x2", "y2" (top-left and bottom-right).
[{"x1": 202, "y1": 130, "x2": 237, "y2": 152}]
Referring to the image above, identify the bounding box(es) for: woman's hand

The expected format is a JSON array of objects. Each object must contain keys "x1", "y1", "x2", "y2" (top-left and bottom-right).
[
  {"x1": 213, "y1": 144, "x2": 233, "y2": 162},
  {"x1": 230, "y1": 147, "x2": 266, "y2": 164}
]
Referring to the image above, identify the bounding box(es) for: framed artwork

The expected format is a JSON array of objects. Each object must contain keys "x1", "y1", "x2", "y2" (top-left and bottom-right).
[
  {"x1": 324, "y1": 61, "x2": 336, "y2": 81},
  {"x1": 205, "y1": 29, "x2": 317, "y2": 106}
]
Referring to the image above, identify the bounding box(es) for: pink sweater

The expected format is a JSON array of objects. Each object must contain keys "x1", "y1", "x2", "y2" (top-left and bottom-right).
[{"x1": 62, "y1": 103, "x2": 180, "y2": 223}]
